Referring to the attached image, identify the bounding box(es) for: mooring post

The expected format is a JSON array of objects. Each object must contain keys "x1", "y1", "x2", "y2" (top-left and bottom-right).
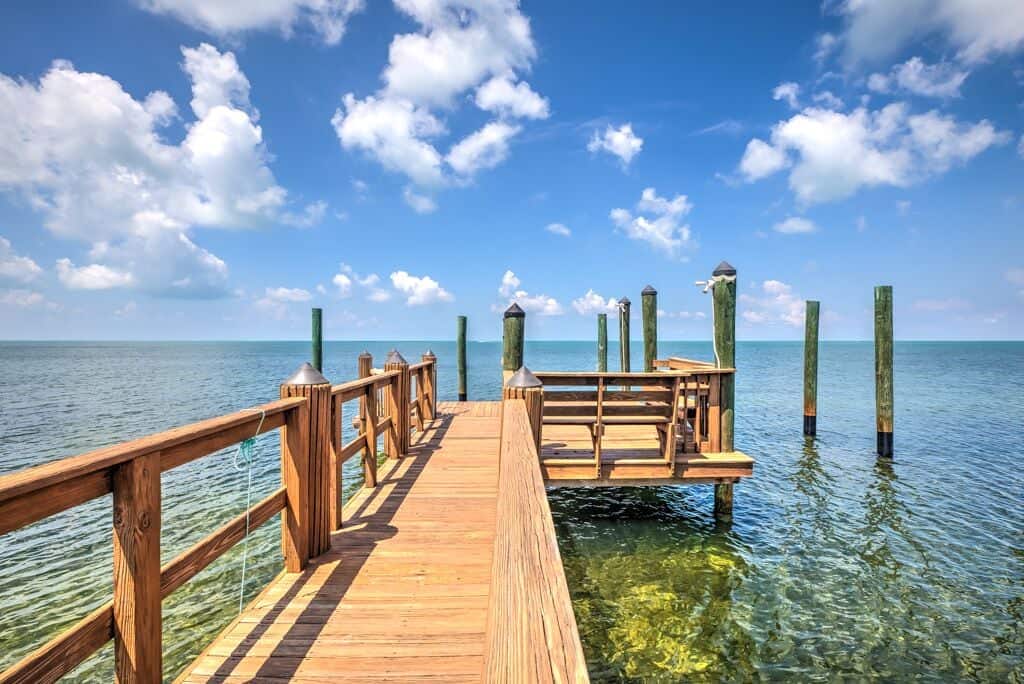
[
  {"x1": 503, "y1": 366, "x2": 544, "y2": 454},
  {"x1": 642, "y1": 285, "x2": 658, "y2": 372},
  {"x1": 384, "y1": 350, "x2": 410, "y2": 459},
  {"x1": 597, "y1": 313, "x2": 608, "y2": 372},
  {"x1": 280, "y1": 362, "x2": 331, "y2": 562},
  {"x1": 710, "y1": 261, "x2": 737, "y2": 521},
  {"x1": 619, "y1": 297, "x2": 631, "y2": 373},
  {"x1": 457, "y1": 315, "x2": 468, "y2": 401},
  {"x1": 804, "y1": 300, "x2": 819, "y2": 436},
  {"x1": 357, "y1": 351, "x2": 377, "y2": 488},
  {"x1": 311, "y1": 307, "x2": 323, "y2": 372},
  {"x1": 502, "y1": 303, "x2": 525, "y2": 384},
  {"x1": 421, "y1": 350, "x2": 437, "y2": 420},
  {"x1": 875, "y1": 286, "x2": 894, "y2": 458}
]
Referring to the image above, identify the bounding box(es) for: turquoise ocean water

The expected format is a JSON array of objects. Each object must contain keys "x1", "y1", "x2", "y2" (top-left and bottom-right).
[{"x1": 0, "y1": 341, "x2": 1021, "y2": 681}]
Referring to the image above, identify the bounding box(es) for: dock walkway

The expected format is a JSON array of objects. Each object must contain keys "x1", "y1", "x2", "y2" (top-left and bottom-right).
[{"x1": 179, "y1": 401, "x2": 523, "y2": 683}]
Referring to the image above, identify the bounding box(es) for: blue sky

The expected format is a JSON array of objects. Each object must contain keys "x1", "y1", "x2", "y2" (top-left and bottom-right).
[{"x1": 0, "y1": 0, "x2": 1022, "y2": 341}]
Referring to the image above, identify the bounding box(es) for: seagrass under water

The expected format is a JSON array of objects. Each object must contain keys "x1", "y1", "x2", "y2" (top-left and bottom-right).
[{"x1": 0, "y1": 340, "x2": 1021, "y2": 681}]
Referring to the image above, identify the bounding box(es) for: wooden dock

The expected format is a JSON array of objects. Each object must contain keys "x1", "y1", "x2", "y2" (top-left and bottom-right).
[{"x1": 0, "y1": 350, "x2": 752, "y2": 684}]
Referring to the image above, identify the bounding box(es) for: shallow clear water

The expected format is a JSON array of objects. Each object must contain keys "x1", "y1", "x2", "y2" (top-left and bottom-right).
[{"x1": 0, "y1": 341, "x2": 1021, "y2": 681}]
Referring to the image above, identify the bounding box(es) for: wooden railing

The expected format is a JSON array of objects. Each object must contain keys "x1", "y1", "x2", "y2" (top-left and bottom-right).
[
  {"x1": 0, "y1": 396, "x2": 305, "y2": 683},
  {"x1": 0, "y1": 349, "x2": 438, "y2": 683},
  {"x1": 534, "y1": 367, "x2": 735, "y2": 456},
  {"x1": 484, "y1": 399, "x2": 588, "y2": 683}
]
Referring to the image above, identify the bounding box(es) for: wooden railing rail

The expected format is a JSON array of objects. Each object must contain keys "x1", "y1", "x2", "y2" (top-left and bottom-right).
[
  {"x1": 485, "y1": 399, "x2": 588, "y2": 682},
  {"x1": 0, "y1": 396, "x2": 308, "y2": 683}
]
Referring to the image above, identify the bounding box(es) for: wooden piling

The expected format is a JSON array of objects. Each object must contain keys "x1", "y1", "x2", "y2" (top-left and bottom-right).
[
  {"x1": 457, "y1": 315, "x2": 468, "y2": 401},
  {"x1": 384, "y1": 350, "x2": 410, "y2": 459},
  {"x1": 503, "y1": 367, "x2": 544, "y2": 454},
  {"x1": 642, "y1": 285, "x2": 658, "y2": 372},
  {"x1": 311, "y1": 307, "x2": 323, "y2": 372},
  {"x1": 874, "y1": 286, "x2": 893, "y2": 458},
  {"x1": 804, "y1": 300, "x2": 819, "y2": 436},
  {"x1": 281, "y1": 362, "x2": 332, "y2": 559},
  {"x1": 357, "y1": 351, "x2": 377, "y2": 488},
  {"x1": 711, "y1": 261, "x2": 737, "y2": 521},
  {"x1": 597, "y1": 313, "x2": 608, "y2": 372},
  {"x1": 502, "y1": 303, "x2": 525, "y2": 383},
  {"x1": 618, "y1": 297, "x2": 631, "y2": 373}
]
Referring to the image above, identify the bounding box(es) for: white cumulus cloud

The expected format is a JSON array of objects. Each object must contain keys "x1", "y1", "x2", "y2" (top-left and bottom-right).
[
  {"x1": 588, "y1": 123, "x2": 644, "y2": 167},
  {"x1": 56, "y1": 258, "x2": 135, "y2": 290},
  {"x1": 571, "y1": 289, "x2": 619, "y2": 315},
  {"x1": 867, "y1": 57, "x2": 969, "y2": 98},
  {"x1": 137, "y1": 0, "x2": 365, "y2": 45},
  {"x1": 738, "y1": 103, "x2": 1010, "y2": 204},
  {"x1": 545, "y1": 223, "x2": 571, "y2": 237},
  {"x1": 773, "y1": 217, "x2": 817, "y2": 234},
  {"x1": 390, "y1": 270, "x2": 453, "y2": 306},
  {"x1": 740, "y1": 280, "x2": 805, "y2": 327},
  {"x1": 772, "y1": 82, "x2": 800, "y2": 109},
  {"x1": 475, "y1": 73, "x2": 549, "y2": 119},
  {"x1": 499, "y1": 269, "x2": 520, "y2": 297},
  {"x1": 403, "y1": 187, "x2": 438, "y2": 214},
  {"x1": 0, "y1": 237, "x2": 42, "y2": 282},
  {"x1": 610, "y1": 187, "x2": 695, "y2": 258},
  {"x1": 446, "y1": 121, "x2": 521, "y2": 179},
  {"x1": 497, "y1": 270, "x2": 562, "y2": 315}
]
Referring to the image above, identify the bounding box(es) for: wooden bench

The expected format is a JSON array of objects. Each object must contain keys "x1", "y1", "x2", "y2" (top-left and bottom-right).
[{"x1": 535, "y1": 372, "x2": 684, "y2": 475}]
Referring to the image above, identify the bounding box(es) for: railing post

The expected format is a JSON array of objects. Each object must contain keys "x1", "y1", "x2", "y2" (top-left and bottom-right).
[
  {"x1": 358, "y1": 352, "x2": 378, "y2": 488},
  {"x1": 421, "y1": 350, "x2": 437, "y2": 420},
  {"x1": 710, "y1": 261, "x2": 737, "y2": 522},
  {"x1": 384, "y1": 350, "x2": 410, "y2": 458},
  {"x1": 597, "y1": 313, "x2": 608, "y2": 372},
  {"x1": 502, "y1": 303, "x2": 525, "y2": 384},
  {"x1": 804, "y1": 300, "x2": 820, "y2": 436},
  {"x1": 457, "y1": 315, "x2": 468, "y2": 401},
  {"x1": 112, "y1": 452, "x2": 161, "y2": 683},
  {"x1": 875, "y1": 285, "x2": 894, "y2": 458},
  {"x1": 281, "y1": 362, "x2": 332, "y2": 561},
  {"x1": 642, "y1": 285, "x2": 658, "y2": 372},
  {"x1": 503, "y1": 367, "x2": 544, "y2": 455}
]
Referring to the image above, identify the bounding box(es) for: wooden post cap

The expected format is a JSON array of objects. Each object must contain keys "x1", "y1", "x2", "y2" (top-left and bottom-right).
[
  {"x1": 619, "y1": 296, "x2": 630, "y2": 305},
  {"x1": 506, "y1": 366, "x2": 542, "y2": 388},
  {"x1": 386, "y1": 349, "x2": 408, "y2": 365},
  {"x1": 358, "y1": 350, "x2": 371, "y2": 359},
  {"x1": 642, "y1": 285, "x2": 657, "y2": 295},
  {"x1": 282, "y1": 362, "x2": 329, "y2": 385},
  {"x1": 423, "y1": 349, "x2": 436, "y2": 359},
  {"x1": 504, "y1": 303, "x2": 525, "y2": 318},
  {"x1": 713, "y1": 261, "x2": 737, "y2": 276}
]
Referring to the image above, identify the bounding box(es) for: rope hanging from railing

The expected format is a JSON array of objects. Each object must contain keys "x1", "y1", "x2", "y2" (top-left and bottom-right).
[
  {"x1": 696, "y1": 273, "x2": 736, "y2": 369},
  {"x1": 233, "y1": 408, "x2": 265, "y2": 614}
]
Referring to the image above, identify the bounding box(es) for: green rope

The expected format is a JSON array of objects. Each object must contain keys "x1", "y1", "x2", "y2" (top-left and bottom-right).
[{"x1": 234, "y1": 409, "x2": 265, "y2": 614}]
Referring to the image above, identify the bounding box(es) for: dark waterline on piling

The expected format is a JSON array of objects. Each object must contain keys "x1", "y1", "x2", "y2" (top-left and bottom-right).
[{"x1": 0, "y1": 340, "x2": 1022, "y2": 680}]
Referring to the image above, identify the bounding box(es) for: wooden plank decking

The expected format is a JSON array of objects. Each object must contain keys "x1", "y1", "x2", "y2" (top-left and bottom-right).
[{"x1": 178, "y1": 401, "x2": 504, "y2": 683}]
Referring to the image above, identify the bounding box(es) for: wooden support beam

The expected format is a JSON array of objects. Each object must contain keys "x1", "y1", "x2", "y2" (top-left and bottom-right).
[
  {"x1": 597, "y1": 313, "x2": 607, "y2": 372},
  {"x1": 618, "y1": 297, "x2": 631, "y2": 373},
  {"x1": 875, "y1": 285, "x2": 894, "y2": 458},
  {"x1": 710, "y1": 261, "x2": 737, "y2": 521},
  {"x1": 279, "y1": 374, "x2": 311, "y2": 573},
  {"x1": 642, "y1": 285, "x2": 657, "y2": 372},
  {"x1": 112, "y1": 451, "x2": 161, "y2": 683},
  {"x1": 804, "y1": 300, "x2": 819, "y2": 436},
  {"x1": 457, "y1": 315, "x2": 468, "y2": 401}
]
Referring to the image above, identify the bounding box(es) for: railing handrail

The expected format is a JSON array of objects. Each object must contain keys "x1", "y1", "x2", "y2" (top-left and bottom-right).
[
  {"x1": 533, "y1": 369, "x2": 733, "y2": 381},
  {"x1": 484, "y1": 399, "x2": 589, "y2": 682}
]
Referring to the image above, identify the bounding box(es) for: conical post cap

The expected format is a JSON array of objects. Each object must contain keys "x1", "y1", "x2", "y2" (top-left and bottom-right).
[
  {"x1": 282, "y1": 362, "x2": 329, "y2": 385},
  {"x1": 506, "y1": 366, "x2": 542, "y2": 388},
  {"x1": 386, "y1": 349, "x2": 407, "y2": 365},
  {"x1": 642, "y1": 285, "x2": 657, "y2": 295},
  {"x1": 619, "y1": 296, "x2": 631, "y2": 306},
  {"x1": 712, "y1": 260, "x2": 737, "y2": 276},
  {"x1": 504, "y1": 302, "x2": 525, "y2": 318}
]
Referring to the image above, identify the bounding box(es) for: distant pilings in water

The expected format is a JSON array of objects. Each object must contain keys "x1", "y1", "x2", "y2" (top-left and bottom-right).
[
  {"x1": 618, "y1": 297, "x2": 631, "y2": 373},
  {"x1": 642, "y1": 285, "x2": 658, "y2": 372},
  {"x1": 596, "y1": 313, "x2": 608, "y2": 372},
  {"x1": 803, "y1": 301, "x2": 819, "y2": 436},
  {"x1": 875, "y1": 286, "x2": 894, "y2": 458},
  {"x1": 457, "y1": 315, "x2": 468, "y2": 401}
]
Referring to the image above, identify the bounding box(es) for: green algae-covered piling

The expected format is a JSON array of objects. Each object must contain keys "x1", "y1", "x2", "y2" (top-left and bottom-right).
[
  {"x1": 457, "y1": 315, "x2": 468, "y2": 401},
  {"x1": 803, "y1": 300, "x2": 819, "y2": 436},
  {"x1": 503, "y1": 303, "x2": 525, "y2": 381},
  {"x1": 597, "y1": 313, "x2": 608, "y2": 372},
  {"x1": 711, "y1": 261, "x2": 737, "y2": 522},
  {"x1": 642, "y1": 285, "x2": 658, "y2": 372},
  {"x1": 618, "y1": 297, "x2": 631, "y2": 373},
  {"x1": 875, "y1": 286, "x2": 893, "y2": 457},
  {"x1": 311, "y1": 307, "x2": 323, "y2": 372}
]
